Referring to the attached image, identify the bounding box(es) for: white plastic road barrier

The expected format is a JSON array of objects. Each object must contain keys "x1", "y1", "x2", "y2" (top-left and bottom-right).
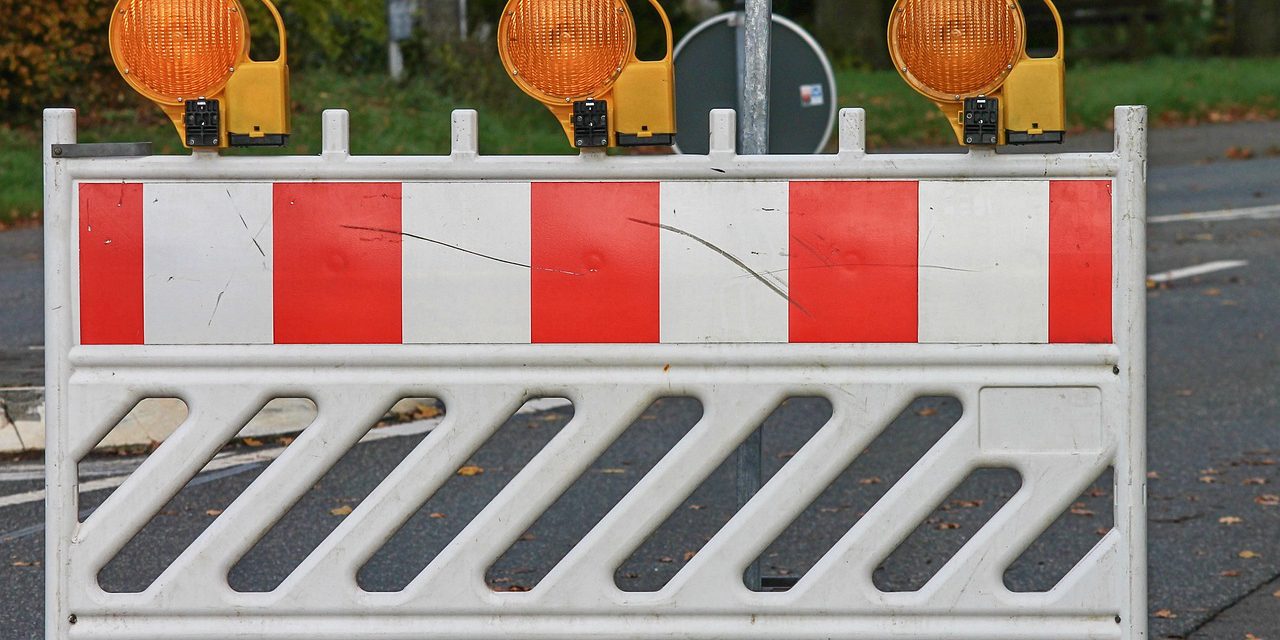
[{"x1": 45, "y1": 106, "x2": 1148, "y2": 639}]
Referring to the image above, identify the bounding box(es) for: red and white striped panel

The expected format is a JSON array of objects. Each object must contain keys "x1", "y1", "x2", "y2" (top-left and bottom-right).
[{"x1": 76, "y1": 180, "x2": 1112, "y2": 346}]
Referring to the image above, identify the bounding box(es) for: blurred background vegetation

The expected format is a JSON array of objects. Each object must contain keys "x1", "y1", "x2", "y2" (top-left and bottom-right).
[{"x1": 1, "y1": 0, "x2": 1278, "y2": 223}]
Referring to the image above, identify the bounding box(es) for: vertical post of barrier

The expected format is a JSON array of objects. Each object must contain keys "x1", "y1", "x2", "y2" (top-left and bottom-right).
[
  {"x1": 1114, "y1": 105, "x2": 1150, "y2": 640},
  {"x1": 736, "y1": 0, "x2": 772, "y2": 593},
  {"x1": 43, "y1": 108, "x2": 77, "y2": 640}
]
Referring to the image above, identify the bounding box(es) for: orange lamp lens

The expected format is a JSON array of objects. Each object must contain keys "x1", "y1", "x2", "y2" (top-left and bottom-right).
[
  {"x1": 111, "y1": 0, "x2": 247, "y2": 104},
  {"x1": 890, "y1": 0, "x2": 1024, "y2": 100},
  {"x1": 499, "y1": 0, "x2": 634, "y2": 102}
]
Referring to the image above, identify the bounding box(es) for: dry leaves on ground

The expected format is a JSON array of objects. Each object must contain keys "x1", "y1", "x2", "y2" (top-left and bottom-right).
[
  {"x1": 1153, "y1": 609, "x2": 1176, "y2": 619},
  {"x1": 457, "y1": 465, "x2": 484, "y2": 477},
  {"x1": 1218, "y1": 516, "x2": 1243, "y2": 525},
  {"x1": 329, "y1": 505, "x2": 353, "y2": 517}
]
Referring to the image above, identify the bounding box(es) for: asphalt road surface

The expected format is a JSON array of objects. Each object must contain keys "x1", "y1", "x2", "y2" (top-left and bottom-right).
[{"x1": 3, "y1": 122, "x2": 1279, "y2": 639}]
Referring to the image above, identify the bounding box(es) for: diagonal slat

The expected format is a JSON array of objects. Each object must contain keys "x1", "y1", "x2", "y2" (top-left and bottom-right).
[
  {"x1": 404, "y1": 386, "x2": 658, "y2": 603},
  {"x1": 67, "y1": 384, "x2": 151, "y2": 460},
  {"x1": 794, "y1": 414, "x2": 981, "y2": 603},
  {"x1": 274, "y1": 386, "x2": 529, "y2": 602},
  {"x1": 922, "y1": 452, "x2": 1114, "y2": 607},
  {"x1": 667, "y1": 386, "x2": 906, "y2": 600},
  {"x1": 531, "y1": 386, "x2": 785, "y2": 604},
  {"x1": 146, "y1": 387, "x2": 397, "y2": 596},
  {"x1": 76, "y1": 386, "x2": 269, "y2": 573}
]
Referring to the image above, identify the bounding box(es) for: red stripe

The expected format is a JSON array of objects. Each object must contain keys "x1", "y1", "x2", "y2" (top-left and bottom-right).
[
  {"x1": 273, "y1": 183, "x2": 403, "y2": 344},
  {"x1": 79, "y1": 183, "x2": 145, "y2": 345},
  {"x1": 531, "y1": 182, "x2": 660, "y2": 343},
  {"x1": 1049, "y1": 180, "x2": 1113, "y2": 343},
  {"x1": 788, "y1": 181, "x2": 919, "y2": 343}
]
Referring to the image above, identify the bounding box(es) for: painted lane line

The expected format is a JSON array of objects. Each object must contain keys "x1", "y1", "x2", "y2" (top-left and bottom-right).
[
  {"x1": 0, "y1": 396, "x2": 570, "y2": 508},
  {"x1": 0, "y1": 463, "x2": 263, "y2": 545},
  {"x1": 1147, "y1": 260, "x2": 1249, "y2": 284},
  {"x1": 1149, "y1": 203, "x2": 1280, "y2": 225}
]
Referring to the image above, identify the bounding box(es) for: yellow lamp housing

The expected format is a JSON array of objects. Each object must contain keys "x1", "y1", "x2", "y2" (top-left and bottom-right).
[
  {"x1": 497, "y1": 0, "x2": 677, "y2": 150},
  {"x1": 888, "y1": 0, "x2": 1066, "y2": 147},
  {"x1": 109, "y1": 0, "x2": 291, "y2": 150}
]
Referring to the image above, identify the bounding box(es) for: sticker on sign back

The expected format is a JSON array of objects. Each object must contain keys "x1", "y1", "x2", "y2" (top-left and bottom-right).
[{"x1": 800, "y1": 84, "x2": 825, "y2": 107}]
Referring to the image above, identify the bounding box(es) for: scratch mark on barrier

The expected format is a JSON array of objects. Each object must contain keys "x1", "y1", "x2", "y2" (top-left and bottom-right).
[
  {"x1": 342, "y1": 225, "x2": 584, "y2": 276},
  {"x1": 627, "y1": 217, "x2": 810, "y2": 317},
  {"x1": 208, "y1": 278, "x2": 232, "y2": 327},
  {"x1": 790, "y1": 234, "x2": 833, "y2": 267},
  {"x1": 740, "y1": 263, "x2": 982, "y2": 280}
]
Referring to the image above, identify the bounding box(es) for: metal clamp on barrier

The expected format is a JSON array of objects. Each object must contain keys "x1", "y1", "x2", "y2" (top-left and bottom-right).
[{"x1": 44, "y1": 105, "x2": 1148, "y2": 640}]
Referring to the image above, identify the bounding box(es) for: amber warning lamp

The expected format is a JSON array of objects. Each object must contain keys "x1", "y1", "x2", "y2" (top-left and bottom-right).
[
  {"x1": 888, "y1": 0, "x2": 1066, "y2": 146},
  {"x1": 109, "y1": 0, "x2": 291, "y2": 149},
  {"x1": 498, "y1": 0, "x2": 677, "y2": 149}
]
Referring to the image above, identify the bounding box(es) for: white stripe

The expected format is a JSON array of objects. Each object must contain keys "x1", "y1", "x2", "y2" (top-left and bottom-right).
[
  {"x1": 918, "y1": 181, "x2": 1050, "y2": 344},
  {"x1": 143, "y1": 183, "x2": 274, "y2": 344},
  {"x1": 1147, "y1": 260, "x2": 1248, "y2": 284},
  {"x1": 0, "y1": 399, "x2": 570, "y2": 510},
  {"x1": 1149, "y1": 203, "x2": 1280, "y2": 225},
  {"x1": 659, "y1": 181, "x2": 790, "y2": 343},
  {"x1": 402, "y1": 183, "x2": 531, "y2": 344}
]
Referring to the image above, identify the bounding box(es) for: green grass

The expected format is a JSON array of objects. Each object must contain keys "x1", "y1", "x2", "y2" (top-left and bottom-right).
[{"x1": 3, "y1": 57, "x2": 1279, "y2": 223}]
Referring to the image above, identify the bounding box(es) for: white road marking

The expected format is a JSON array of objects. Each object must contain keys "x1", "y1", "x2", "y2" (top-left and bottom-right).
[
  {"x1": 0, "y1": 398, "x2": 573, "y2": 509},
  {"x1": 1147, "y1": 260, "x2": 1249, "y2": 284},
  {"x1": 1149, "y1": 203, "x2": 1280, "y2": 225}
]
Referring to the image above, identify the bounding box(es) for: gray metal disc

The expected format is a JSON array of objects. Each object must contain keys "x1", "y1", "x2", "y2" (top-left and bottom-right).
[{"x1": 673, "y1": 13, "x2": 837, "y2": 155}]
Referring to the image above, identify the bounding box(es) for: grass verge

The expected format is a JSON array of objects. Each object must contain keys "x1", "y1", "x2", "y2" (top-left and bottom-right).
[{"x1": 3, "y1": 56, "x2": 1279, "y2": 224}]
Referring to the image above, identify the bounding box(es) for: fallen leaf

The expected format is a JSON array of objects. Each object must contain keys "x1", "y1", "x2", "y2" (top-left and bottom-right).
[
  {"x1": 688, "y1": 504, "x2": 704, "y2": 511},
  {"x1": 1199, "y1": 476, "x2": 1218, "y2": 484},
  {"x1": 457, "y1": 465, "x2": 484, "y2": 477},
  {"x1": 1087, "y1": 487, "x2": 1109, "y2": 498},
  {"x1": 658, "y1": 556, "x2": 674, "y2": 564},
  {"x1": 1200, "y1": 468, "x2": 1220, "y2": 475},
  {"x1": 858, "y1": 477, "x2": 882, "y2": 485},
  {"x1": 916, "y1": 407, "x2": 938, "y2": 417},
  {"x1": 1245, "y1": 634, "x2": 1261, "y2": 640},
  {"x1": 600, "y1": 468, "x2": 627, "y2": 475},
  {"x1": 505, "y1": 585, "x2": 529, "y2": 592},
  {"x1": 429, "y1": 512, "x2": 446, "y2": 519},
  {"x1": 205, "y1": 509, "x2": 223, "y2": 517},
  {"x1": 1219, "y1": 516, "x2": 1243, "y2": 525},
  {"x1": 1238, "y1": 550, "x2": 1260, "y2": 559},
  {"x1": 243, "y1": 437, "x2": 264, "y2": 447},
  {"x1": 1225, "y1": 146, "x2": 1255, "y2": 160},
  {"x1": 1255, "y1": 495, "x2": 1280, "y2": 507},
  {"x1": 1095, "y1": 527, "x2": 1110, "y2": 536},
  {"x1": 1147, "y1": 471, "x2": 1161, "y2": 480},
  {"x1": 11, "y1": 561, "x2": 32, "y2": 567},
  {"x1": 1153, "y1": 609, "x2": 1176, "y2": 619},
  {"x1": 1220, "y1": 569, "x2": 1240, "y2": 577},
  {"x1": 936, "y1": 522, "x2": 961, "y2": 530},
  {"x1": 1070, "y1": 506, "x2": 1096, "y2": 517},
  {"x1": 330, "y1": 505, "x2": 353, "y2": 516},
  {"x1": 1203, "y1": 288, "x2": 1222, "y2": 297},
  {"x1": 682, "y1": 551, "x2": 696, "y2": 562},
  {"x1": 1273, "y1": 589, "x2": 1280, "y2": 599},
  {"x1": 1242, "y1": 477, "x2": 1268, "y2": 486},
  {"x1": 952, "y1": 499, "x2": 984, "y2": 509},
  {"x1": 276, "y1": 436, "x2": 295, "y2": 446},
  {"x1": 519, "y1": 532, "x2": 536, "y2": 541},
  {"x1": 819, "y1": 506, "x2": 840, "y2": 513}
]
